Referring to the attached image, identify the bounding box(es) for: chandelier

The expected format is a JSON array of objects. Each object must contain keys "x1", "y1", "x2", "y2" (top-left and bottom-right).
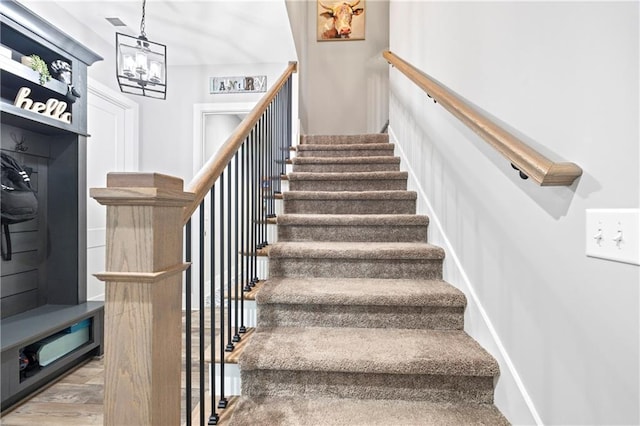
[{"x1": 116, "y1": 0, "x2": 166, "y2": 99}]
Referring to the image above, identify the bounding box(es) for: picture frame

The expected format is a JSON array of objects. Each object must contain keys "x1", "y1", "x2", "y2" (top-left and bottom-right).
[{"x1": 317, "y1": 0, "x2": 365, "y2": 41}]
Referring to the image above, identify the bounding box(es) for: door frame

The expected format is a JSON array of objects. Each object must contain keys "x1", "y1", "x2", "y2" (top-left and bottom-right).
[
  {"x1": 189, "y1": 102, "x2": 254, "y2": 309},
  {"x1": 86, "y1": 78, "x2": 139, "y2": 301},
  {"x1": 88, "y1": 78, "x2": 140, "y2": 171}
]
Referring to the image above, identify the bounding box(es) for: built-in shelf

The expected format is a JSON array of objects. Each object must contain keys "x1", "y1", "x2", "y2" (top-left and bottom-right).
[
  {"x1": 0, "y1": 55, "x2": 69, "y2": 96},
  {"x1": 1, "y1": 0, "x2": 103, "y2": 411},
  {"x1": 0, "y1": 100, "x2": 87, "y2": 136}
]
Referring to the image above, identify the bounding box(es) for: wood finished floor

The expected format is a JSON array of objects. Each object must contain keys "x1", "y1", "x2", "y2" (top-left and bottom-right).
[{"x1": 0, "y1": 309, "x2": 242, "y2": 425}]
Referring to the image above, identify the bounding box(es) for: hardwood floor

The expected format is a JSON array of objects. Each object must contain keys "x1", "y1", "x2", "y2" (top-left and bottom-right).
[
  {"x1": 1, "y1": 358, "x2": 105, "y2": 426},
  {"x1": 1, "y1": 310, "x2": 227, "y2": 426}
]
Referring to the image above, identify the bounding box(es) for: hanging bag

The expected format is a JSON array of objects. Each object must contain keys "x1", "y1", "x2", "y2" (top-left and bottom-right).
[{"x1": 1, "y1": 152, "x2": 38, "y2": 261}]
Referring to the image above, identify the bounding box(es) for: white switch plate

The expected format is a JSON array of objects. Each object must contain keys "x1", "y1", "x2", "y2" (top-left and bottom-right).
[{"x1": 586, "y1": 208, "x2": 639, "y2": 265}]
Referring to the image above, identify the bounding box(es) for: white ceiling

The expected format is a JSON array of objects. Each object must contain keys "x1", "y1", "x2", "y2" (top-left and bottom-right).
[{"x1": 17, "y1": 0, "x2": 297, "y2": 66}]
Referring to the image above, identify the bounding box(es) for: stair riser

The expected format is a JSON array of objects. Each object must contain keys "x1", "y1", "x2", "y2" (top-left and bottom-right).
[
  {"x1": 284, "y1": 199, "x2": 416, "y2": 215},
  {"x1": 301, "y1": 135, "x2": 389, "y2": 145},
  {"x1": 241, "y1": 370, "x2": 495, "y2": 404},
  {"x1": 258, "y1": 305, "x2": 464, "y2": 330},
  {"x1": 296, "y1": 149, "x2": 395, "y2": 158},
  {"x1": 289, "y1": 179, "x2": 407, "y2": 192},
  {"x1": 278, "y1": 225, "x2": 427, "y2": 242},
  {"x1": 292, "y1": 163, "x2": 400, "y2": 173},
  {"x1": 269, "y1": 258, "x2": 443, "y2": 280}
]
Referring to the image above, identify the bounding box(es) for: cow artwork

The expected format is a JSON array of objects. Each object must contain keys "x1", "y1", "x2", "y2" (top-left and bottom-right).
[{"x1": 317, "y1": 0, "x2": 365, "y2": 41}]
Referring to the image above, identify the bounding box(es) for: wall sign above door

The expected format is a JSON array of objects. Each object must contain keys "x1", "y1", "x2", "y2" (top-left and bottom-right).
[{"x1": 210, "y1": 75, "x2": 267, "y2": 94}]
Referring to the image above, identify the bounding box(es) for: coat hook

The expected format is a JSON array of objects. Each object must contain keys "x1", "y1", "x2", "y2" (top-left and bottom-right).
[{"x1": 10, "y1": 132, "x2": 28, "y2": 152}]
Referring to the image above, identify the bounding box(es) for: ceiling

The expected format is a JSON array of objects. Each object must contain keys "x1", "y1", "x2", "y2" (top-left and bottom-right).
[{"x1": 17, "y1": 0, "x2": 297, "y2": 66}]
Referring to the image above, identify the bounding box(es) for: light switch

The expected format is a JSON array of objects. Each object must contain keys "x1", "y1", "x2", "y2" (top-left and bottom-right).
[{"x1": 586, "y1": 208, "x2": 639, "y2": 265}]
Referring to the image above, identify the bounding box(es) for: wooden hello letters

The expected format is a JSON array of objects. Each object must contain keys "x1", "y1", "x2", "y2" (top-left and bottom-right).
[{"x1": 14, "y1": 87, "x2": 71, "y2": 124}]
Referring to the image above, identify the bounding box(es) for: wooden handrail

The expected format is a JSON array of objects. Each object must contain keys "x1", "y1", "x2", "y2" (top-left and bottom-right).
[
  {"x1": 183, "y1": 61, "x2": 298, "y2": 223},
  {"x1": 383, "y1": 50, "x2": 582, "y2": 186}
]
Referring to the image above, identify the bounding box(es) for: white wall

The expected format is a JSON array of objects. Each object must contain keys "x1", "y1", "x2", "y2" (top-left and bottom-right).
[
  {"x1": 286, "y1": 0, "x2": 389, "y2": 134},
  {"x1": 388, "y1": 2, "x2": 639, "y2": 425},
  {"x1": 136, "y1": 62, "x2": 292, "y2": 182}
]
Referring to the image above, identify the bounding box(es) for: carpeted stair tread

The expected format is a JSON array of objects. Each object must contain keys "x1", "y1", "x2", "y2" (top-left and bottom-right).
[
  {"x1": 301, "y1": 133, "x2": 389, "y2": 145},
  {"x1": 296, "y1": 143, "x2": 395, "y2": 158},
  {"x1": 291, "y1": 156, "x2": 400, "y2": 165},
  {"x1": 277, "y1": 213, "x2": 428, "y2": 227},
  {"x1": 257, "y1": 277, "x2": 466, "y2": 329},
  {"x1": 240, "y1": 326, "x2": 499, "y2": 377},
  {"x1": 256, "y1": 277, "x2": 465, "y2": 307},
  {"x1": 288, "y1": 171, "x2": 408, "y2": 191},
  {"x1": 283, "y1": 190, "x2": 417, "y2": 215},
  {"x1": 230, "y1": 396, "x2": 510, "y2": 425},
  {"x1": 291, "y1": 156, "x2": 401, "y2": 172},
  {"x1": 283, "y1": 190, "x2": 416, "y2": 201},
  {"x1": 288, "y1": 171, "x2": 408, "y2": 181},
  {"x1": 269, "y1": 241, "x2": 444, "y2": 260},
  {"x1": 277, "y1": 213, "x2": 428, "y2": 242}
]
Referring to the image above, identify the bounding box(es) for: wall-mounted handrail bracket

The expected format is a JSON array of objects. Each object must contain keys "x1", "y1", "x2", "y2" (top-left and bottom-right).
[
  {"x1": 511, "y1": 163, "x2": 529, "y2": 180},
  {"x1": 383, "y1": 50, "x2": 582, "y2": 187}
]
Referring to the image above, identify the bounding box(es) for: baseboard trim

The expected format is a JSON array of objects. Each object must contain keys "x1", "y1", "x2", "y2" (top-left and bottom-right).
[
  {"x1": 87, "y1": 294, "x2": 105, "y2": 302},
  {"x1": 389, "y1": 126, "x2": 542, "y2": 426}
]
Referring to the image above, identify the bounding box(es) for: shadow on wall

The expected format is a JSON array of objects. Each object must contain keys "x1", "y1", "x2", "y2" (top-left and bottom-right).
[
  {"x1": 390, "y1": 77, "x2": 601, "y2": 219},
  {"x1": 389, "y1": 88, "x2": 637, "y2": 425}
]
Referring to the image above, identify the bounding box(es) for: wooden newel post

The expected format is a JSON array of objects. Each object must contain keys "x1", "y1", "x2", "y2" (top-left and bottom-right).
[{"x1": 90, "y1": 173, "x2": 195, "y2": 426}]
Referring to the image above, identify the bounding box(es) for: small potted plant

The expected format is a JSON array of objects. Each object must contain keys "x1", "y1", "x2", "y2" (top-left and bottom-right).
[{"x1": 21, "y1": 54, "x2": 51, "y2": 85}]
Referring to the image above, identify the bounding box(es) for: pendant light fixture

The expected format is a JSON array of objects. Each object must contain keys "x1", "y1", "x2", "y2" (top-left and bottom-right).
[{"x1": 116, "y1": 0, "x2": 167, "y2": 99}]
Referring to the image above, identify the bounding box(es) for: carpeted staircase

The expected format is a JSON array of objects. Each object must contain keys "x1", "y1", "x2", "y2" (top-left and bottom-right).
[{"x1": 231, "y1": 134, "x2": 509, "y2": 425}]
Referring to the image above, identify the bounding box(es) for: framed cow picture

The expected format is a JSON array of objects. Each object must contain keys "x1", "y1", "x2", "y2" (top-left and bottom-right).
[{"x1": 317, "y1": 0, "x2": 365, "y2": 41}]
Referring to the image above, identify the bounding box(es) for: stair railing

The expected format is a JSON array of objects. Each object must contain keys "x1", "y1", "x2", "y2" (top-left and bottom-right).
[
  {"x1": 383, "y1": 50, "x2": 582, "y2": 186},
  {"x1": 92, "y1": 61, "x2": 296, "y2": 426}
]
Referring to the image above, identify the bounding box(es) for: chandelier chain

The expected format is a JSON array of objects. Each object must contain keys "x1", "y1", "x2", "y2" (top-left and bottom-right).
[{"x1": 140, "y1": 0, "x2": 147, "y2": 38}]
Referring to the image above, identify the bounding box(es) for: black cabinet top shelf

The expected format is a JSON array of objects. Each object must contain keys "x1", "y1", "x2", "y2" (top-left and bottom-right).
[
  {"x1": 0, "y1": 2, "x2": 101, "y2": 67},
  {"x1": 0, "y1": 56, "x2": 69, "y2": 97}
]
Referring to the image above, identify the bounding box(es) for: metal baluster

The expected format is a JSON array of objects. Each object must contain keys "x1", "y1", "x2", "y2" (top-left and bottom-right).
[
  {"x1": 267, "y1": 104, "x2": 274, "y2": 220},
  {"x1": 232, "y1": 152, "x2": 241, "y2": 343},
  {"x1": 252, "y1": 125, "x2": 259, "y2": 286},
  {"x1": 240, "y1": 141, "x2": 248, "y2": 331},
  {"x1": 245, "y1": 130, "x2": 254, "y2": 292},
  {"x1": 261, "y1": 114, "x2": 268, "y2": 248},
  {"x1": 226, "y1": 161, "x2": 234, "y2": 353},
  {"x1": 185, "y1": 220, "x2": 192, "y2": 426},
  {"x1": 277, "y1": 89, "x2": 283, "y2": 194},
  {"x1": 198, "y1": 201, "x2": 206, "y2": 426},
  {"x1": 218, "y1": 172, "x2": 227, "y2": 409},
  {"x1": 286, "y1": 77, "x2": 292, "y2": 164},
  {"x1": 208, "y1": 186, "x2": 218, "y2": 425}
]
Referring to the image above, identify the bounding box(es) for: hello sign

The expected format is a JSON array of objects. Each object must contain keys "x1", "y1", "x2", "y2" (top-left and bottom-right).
[{"x1": 14, "y1": 87, "x2": 71, "y2": 124}]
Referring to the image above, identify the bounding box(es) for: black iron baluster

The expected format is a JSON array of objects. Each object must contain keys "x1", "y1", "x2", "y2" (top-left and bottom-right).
[
  {"x1": 185, "y1": 220, "x2": 192, "y2": 426},
  {"x1": 267, "y1": 104, "x2": 274, "y2": 221},
  {"x1": 245, "y1": 130, "x2": 254, "y2": 292},
  {"x1": 232, "y1": 152, "x2": 241, "y2": 343},
  {"x1": 261, "y1": 113, "x2": 268, "y2": 248},
  {"x1": 218, "y1": 172, "x2": 227, "y2": 409},
  {"x1": 198, "y1": 201, "x2": 206, "y2": 426},
  {"x1": 226, "y1": 161, "x2": 234, "y2": 353},
  {"x1": 286, "y1": 77, "x2": 292, "y2": 166},
  {"x1": 251, "y1": 125, "x2": 259, "y2": 287},
  {"x1": 240, "y1": 141, "x2": 248, "y2": 331},
  {"x1": 208, "y1": 186, "x2": 218, "y2": 425}
]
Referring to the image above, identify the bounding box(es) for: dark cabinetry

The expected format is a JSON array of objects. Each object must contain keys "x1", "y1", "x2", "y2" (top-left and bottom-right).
[{"x1": 1, "y1": 0, "x2": 104, "y2": 410}]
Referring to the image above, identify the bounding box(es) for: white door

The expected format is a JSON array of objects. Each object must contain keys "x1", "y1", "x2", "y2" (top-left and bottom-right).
[
  {"x1": 86, "y1": 80, "x2": 139, "y2": 301},
  {"x1": 190, "y1": 103, "x2": 252, "y2": 309}
]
